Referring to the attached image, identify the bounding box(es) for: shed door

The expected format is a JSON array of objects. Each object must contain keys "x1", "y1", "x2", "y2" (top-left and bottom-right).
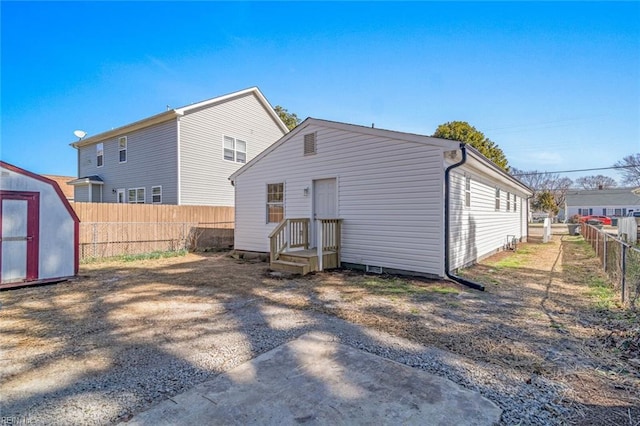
[{"x1": 0, "y1": 191, "x2": 40, "y2": 283}]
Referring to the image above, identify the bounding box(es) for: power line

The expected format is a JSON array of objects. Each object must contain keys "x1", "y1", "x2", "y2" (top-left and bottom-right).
[{"x1": 511, "y1": 165, "x2": 637, "y2": 177}]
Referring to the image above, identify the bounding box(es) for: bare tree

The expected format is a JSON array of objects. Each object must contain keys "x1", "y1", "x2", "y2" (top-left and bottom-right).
[
  {"x1": 614, "y1": 153, "x2": 640, "y2": 187},
  {"x1": 511, "y1": 168, "x2": 573, "y2": 212},
  {"x1": 574, "y1": 175, "x2": 618, "y2": 190}
]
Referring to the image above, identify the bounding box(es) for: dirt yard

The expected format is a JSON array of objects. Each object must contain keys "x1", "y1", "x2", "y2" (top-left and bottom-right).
[{"x1": 1, "y1": 235, "x2": 638, "y2": 425}]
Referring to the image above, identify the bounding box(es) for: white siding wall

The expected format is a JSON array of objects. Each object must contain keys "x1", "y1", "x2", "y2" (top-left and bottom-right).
[
  {"x1": 76, "y1": 120, "x2": 178, "y2": 203},
  {"x1": 1, "y1": 167, "x2": 76, "y2": 280},
  {"x1": 449, "y1": 165, "x2": 529, "y2": 270},
  {"x1": 235, "y1": 124, "x2": 446, "y2": 276},
  {"x1": 180, "y1": 92, "x2": 286, "y2": 206}
]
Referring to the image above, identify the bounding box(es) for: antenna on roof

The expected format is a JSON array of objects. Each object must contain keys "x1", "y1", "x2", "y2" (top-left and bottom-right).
[
  {"x1": 167, "y1": 105, "x2": 171, "y2": 111},
  {"x1": 73, "y1": 130, "x2": 87, "y2": 140},
  {"x1": 371, "y1": 123, "x2": 375, "y2": 128}
]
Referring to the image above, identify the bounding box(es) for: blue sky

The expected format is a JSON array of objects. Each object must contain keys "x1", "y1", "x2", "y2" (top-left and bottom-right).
[{"x1": 2, "y1": 1, "x2": 639, "y2": 183}]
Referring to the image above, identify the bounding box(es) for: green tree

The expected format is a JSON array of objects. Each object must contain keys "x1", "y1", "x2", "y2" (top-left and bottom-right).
[
  {"x1": 532, "y1": 190, "x2": 558, "y2": 216},
  {"x1": 274, "y1": 105, "x2": 301, "y2": 130},
  {"x1": 511, "y1": 168, "x2": 573, "y2": 213},
  {"x1": 433, "y1": 121, "x2": 509, "y2": 172}
]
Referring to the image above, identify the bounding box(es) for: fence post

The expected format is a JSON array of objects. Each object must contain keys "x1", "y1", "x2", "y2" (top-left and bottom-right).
[
  {"x1": 93, "y1": 223, "x2": 97, "y2": 258},
  {"x1": 621, "y1": 244, "x2": 627, "y2": 305},
  {"x1": 603, "y1": 234, "x2": 607, "y2": 272},
  {"x1": 317, "y1": 220, "x2": 323, "y2": 272}
]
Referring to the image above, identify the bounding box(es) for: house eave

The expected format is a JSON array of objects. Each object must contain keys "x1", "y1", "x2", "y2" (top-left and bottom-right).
[
  {"x1": 68, "y1": 176, "x2": 104, "y2": 186},
  {"x1": 69, "y1": 110, "x2": 181, "y2": 148}
]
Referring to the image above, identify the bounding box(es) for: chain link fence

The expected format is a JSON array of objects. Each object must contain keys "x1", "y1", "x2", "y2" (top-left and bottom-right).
[
  {"x1": 79, "y1": 222, "x2": 234, "y2": 261},
  {"x1": 581, "y1": 223, "x2": 640, "y2": 308}
]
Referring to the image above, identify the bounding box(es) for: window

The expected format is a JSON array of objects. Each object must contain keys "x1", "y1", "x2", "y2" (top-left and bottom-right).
[
  {"x1": 506, "y1": 192, "x2": 511, "y2": 211},
  {"x1": 223, "y1": 136, "x2": 247, "y2": 163},
  {"x1": 495, "y1": 188, "x2": 500, "y2": 211},
  {"x1": 513, "y1": 195, "x2": 517, "y2": 212},
  {"x1": 266, "y1": 183, "x2": 284, "y2": 223},
  {"x1": 97, "y1": 143, "x2": 104, "y2": 167},
  {"x1": 464, "y1": 177, "x2": 471, "y2": 208},
  {"x1": 304, "y1": 133, "x2": 316, "y2": 155},
  {"x1": 152, "y1": 186, "x2": 162, "y2": 204},
  {"x1": 119, "y1": 137, "x2": 127, "y2": 163},
  {"x1": 128, "y1": 187, "x2": 145, "y2": 204}
]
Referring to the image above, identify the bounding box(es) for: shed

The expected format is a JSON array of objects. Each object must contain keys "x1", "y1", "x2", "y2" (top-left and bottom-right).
[
  {"x1": 1, "y1": 161, "x2": 79, "y2": 289},
  {"x1": 230, "y1": 118, "x2": 533, "y2": 288}
]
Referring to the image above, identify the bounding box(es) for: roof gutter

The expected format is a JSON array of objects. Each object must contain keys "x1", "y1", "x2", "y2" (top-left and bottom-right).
[{"x1": 444, "y1": 143, "x2": 485, "y2": 291}]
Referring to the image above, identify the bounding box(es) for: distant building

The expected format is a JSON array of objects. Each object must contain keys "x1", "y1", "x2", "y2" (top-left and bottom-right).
[
  {"x1": 563, "y1": 187, "x2": 640, "y2": 219},
  {"x1": 69, "y1": 87, "x2": 288, "y2": 205},
  {"x1": 42, "y1": 175, "x2": 75, "y2": 201}
]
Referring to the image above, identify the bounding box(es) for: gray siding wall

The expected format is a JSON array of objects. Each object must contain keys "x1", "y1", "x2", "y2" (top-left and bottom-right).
[
  {"x1": 179, "y1": 92, "x2": 286, "y2": 206},
  {"x1": 75, "y1": 120, "x2": 178, "y2": 203},
  {"x1": 74, "y1": 185, "x2": 89, "y2": 202},
  {"x1": 448, "y1": 165, "x2": 530, "y2": 270},
  {"x1": 234, "y1": 123, "x2": 447, "y2": 277}
]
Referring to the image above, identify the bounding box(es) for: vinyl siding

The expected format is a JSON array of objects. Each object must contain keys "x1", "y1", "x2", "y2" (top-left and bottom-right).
[
  {"x1": 180, "y1": 92, "x2": 286, "y2": 206},
  {"x1": 235, "y1": 123, "x2": 446, "y2": 276},
  {"x1": 75, "y1": 120, "x2": 178, "y2": 203},
  {"x1": 448, "y1": 164, "x2": 530, "y2": 270},
  {"x1": 74, "y1": 185, "x2": 89, "y2": 202}
]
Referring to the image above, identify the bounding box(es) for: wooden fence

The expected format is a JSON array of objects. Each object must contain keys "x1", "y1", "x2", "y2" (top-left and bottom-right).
[
  {"x1": 70, "y1": 202, "x2": 234, "y2": 224},
  {"x1": 70, "y1": 203, "x2": 235, "y2": 260}
]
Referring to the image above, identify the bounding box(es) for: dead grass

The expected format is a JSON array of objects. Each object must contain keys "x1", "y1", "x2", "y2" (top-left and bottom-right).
[{"x1": 1, "y1": 235, "x2": 638, "y2": 425}]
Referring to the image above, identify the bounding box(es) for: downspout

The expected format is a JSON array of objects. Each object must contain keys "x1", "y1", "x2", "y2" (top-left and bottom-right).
[{"x1": 444, "y1": 143, "x2": 485, "y2": 291}]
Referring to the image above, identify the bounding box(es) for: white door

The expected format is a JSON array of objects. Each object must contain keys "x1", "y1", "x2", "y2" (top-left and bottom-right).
[
  {"x1": 313, "y1": 178, "x2": 337, "y2": 246},
  {"x1": 313, "y1": 178, "x2": 337, "y2": 219},
  {"x1": 117, "y1": 189, "x2": 126, "y2": 203},
  {"x1": 1, "y1": 199, "x2": 28, "y2": 283}
]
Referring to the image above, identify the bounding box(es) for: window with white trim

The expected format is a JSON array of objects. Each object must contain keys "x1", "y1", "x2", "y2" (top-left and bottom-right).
[
  {"x1": 119, "y1": 136, "x2": 127, "y2": 163},
  {"x1": 97, "y1": 143, "x2": 104, "y2": 167},
  {"x1": 128, "y1": 187, "x2": 145, "y2": 204},
  {"x1": 223, "y1": 136, "x2": 247, "y2": 163},
  {"x1": 506, "y1": 192, "x2": 511, "y2": 211},
  {"x1": 152, "y1": 186, "x2": 162, "y2": 204},
  {"x1": 464, "y1": 176, "x2": 471, "y2": 208},
  {"x1": 513, "y1": 195, "x2": 517, "y2": 212},
  {"x1": 495, "y1": 188, "x2": 500, "y2": 211},
  {"x1": 266, "y1": 183, "x2": 284, "y2": 223}
]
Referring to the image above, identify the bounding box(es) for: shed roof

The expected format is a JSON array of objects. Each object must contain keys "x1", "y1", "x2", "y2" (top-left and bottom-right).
[
  {"x1": 0, "y1": 161, "x2": 80, "y2": 223},
  {"x1": 70, "y1": 87, "x2": 288, "y2": 148}
]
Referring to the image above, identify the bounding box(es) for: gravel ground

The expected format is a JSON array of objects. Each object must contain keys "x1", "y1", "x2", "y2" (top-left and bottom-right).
[{"x1": 1, "y1": 236, "x2": 638, "y2": 425}]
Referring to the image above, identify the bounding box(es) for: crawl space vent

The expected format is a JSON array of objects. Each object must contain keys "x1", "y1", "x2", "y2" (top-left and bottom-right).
[
  {"x1": 303, "y1": 133, "x2": 316, "y2": 155},
  {"x1": 366, "y1": 265, "x2": 383, "y2": 274}
]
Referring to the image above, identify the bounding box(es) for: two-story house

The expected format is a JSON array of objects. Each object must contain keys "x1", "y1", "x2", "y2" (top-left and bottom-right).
[{"x1": 69, "y1": 87, "x2": 288, "y2": 205}]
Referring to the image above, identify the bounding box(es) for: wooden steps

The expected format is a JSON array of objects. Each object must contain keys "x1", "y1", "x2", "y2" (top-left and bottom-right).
[{"x1": 270, "y1": 249, "x2": 338, "y2": 275}]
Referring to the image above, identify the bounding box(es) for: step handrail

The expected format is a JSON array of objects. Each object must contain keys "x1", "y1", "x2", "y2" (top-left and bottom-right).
[{"x1": 269, "y1": 218, "x2": 310, "y2": 262}]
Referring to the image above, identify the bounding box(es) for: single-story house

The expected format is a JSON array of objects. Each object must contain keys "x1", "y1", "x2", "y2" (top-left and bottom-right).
[
  {"x1": 563, "y1": 187, "x2": 640, "y2": 220},
  {"x1": 230, "y1": 118, "x2": 533, "y2": 288},
  {"x1": 1, "y1": 161, "x2": 79, "y2": 289}
]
